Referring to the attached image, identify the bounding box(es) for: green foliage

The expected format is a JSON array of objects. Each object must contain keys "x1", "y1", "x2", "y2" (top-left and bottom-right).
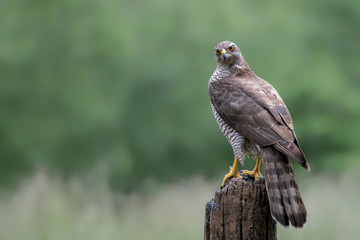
[{"x1": 0, "y1": 0, "x2": 359, "y2": 190}]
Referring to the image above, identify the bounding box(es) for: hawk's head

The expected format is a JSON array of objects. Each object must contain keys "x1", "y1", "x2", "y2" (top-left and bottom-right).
[{"x1": 214, "y1": 41, "x2": 242, "y2": 65}]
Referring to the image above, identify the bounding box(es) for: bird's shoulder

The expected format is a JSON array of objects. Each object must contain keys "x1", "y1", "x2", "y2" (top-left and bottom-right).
[{"x1": 209, "y1": 73, "x2": 294, "y2": 130}]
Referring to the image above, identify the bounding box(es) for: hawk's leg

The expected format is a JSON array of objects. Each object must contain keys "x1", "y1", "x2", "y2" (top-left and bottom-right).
[
  {"x1": 221, "y1": 158, "x2": 242, "y2": 187},
  {"x1": 241, "y1": 157, "x2": 262, "y2": 181}
]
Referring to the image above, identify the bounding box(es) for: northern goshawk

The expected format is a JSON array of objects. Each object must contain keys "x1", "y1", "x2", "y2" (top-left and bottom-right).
[{"x1": 208, "y1": 41, "x2": 310, "y2": 228}]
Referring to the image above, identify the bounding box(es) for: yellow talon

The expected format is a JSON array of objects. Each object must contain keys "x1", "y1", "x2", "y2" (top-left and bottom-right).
[
  {"x1": 241, "y1": 157, "x2": 262, "y2": 181},
  {"x1": 221, "y1": 158, "x2": 242, "y2": 187}
]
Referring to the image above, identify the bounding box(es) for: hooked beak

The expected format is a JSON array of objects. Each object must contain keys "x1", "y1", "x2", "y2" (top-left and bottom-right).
[{"x1": 221, "y1": 49, "x2": 230, "y2": 60}]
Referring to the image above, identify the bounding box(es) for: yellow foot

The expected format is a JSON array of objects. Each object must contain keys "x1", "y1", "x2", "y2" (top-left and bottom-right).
[
  {"x1": 241, "y1": 157, "x2": 262, "y2": 181},
  {"x1": 221, "y1": 168, "x2": 242, "y2": 188},
  {"x1": 241, "y1": 169, "x2": 262, "y2": 181},
  {"x1": 221, "y1": 158, "x2": 242, "y2": 188}
]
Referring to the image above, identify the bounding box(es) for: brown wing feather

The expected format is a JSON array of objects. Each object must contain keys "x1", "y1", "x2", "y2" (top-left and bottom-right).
[{"x1": 209, "y1": 75, "x2": 309, "y2": 170}]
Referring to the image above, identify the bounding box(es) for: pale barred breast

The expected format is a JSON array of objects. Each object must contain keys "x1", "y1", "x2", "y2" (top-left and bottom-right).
[
  {"x1": 209, "y1": 66, "x2": 245, "y2": 164},
  {"x1": 210, "y1": 103, "x2": 245, "y2": 163},
  {"x1": 209, "y1": 65, "x2": 231, "y2": 83}
]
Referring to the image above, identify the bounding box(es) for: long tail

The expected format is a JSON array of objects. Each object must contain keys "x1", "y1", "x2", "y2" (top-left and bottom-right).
[{"x1": 261, "y1": 146, "x2": 307, "y2": 228}]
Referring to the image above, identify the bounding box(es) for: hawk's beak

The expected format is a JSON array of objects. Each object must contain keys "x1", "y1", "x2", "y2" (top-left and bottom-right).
[{"x1": 221, "y1": 49, "x2": 230, "y2": 60}]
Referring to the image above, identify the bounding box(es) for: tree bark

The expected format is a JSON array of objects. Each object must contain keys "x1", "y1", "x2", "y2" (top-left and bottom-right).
[{"x1": 204, "y1": 176, "x2": 277, "y2": 240}]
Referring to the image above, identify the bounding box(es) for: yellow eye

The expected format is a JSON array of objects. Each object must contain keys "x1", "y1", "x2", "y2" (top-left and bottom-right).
[
  {"x1": 229, "y1": 46, "x2": 234, "y2": 51},
  {"x1": 215, "y1": 49, "x2": 221, "y2": 55}
]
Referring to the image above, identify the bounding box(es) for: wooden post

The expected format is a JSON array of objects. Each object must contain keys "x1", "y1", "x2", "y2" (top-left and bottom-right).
[{"x1": 204, "y1": 176, "x2": 277, "y2": 240}]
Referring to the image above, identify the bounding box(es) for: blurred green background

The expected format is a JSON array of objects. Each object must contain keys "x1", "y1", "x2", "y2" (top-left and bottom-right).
[{"x1": 1, "y1": 0, "x2": 360, "y2": 239}]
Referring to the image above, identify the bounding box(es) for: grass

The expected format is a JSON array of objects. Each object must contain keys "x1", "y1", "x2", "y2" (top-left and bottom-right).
[{"x1": 0, "y1": 169, "x2": 359, "y2": 240}]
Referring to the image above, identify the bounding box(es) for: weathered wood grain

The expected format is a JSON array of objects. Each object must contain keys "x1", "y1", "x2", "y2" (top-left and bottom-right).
[{"x1": 204, "y1": 176, "x2": 277, "y2": 240}]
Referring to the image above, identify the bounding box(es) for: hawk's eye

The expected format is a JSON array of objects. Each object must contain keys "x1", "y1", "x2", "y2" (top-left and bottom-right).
[
  {"x1": 215, "y1": 49, "x2": 221, "y2": 55},
  {"x1": 229, "y1": 46, "x2": 234, "y2": 51}
]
